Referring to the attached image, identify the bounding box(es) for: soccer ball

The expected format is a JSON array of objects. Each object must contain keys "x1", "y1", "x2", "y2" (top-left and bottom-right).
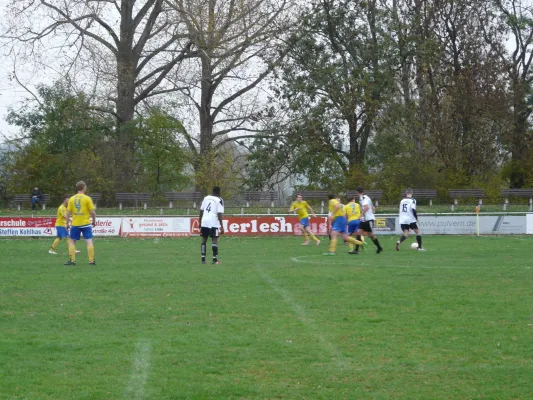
[{"x1": 411, "y1": 242, "x2": 419, "y2": 250}]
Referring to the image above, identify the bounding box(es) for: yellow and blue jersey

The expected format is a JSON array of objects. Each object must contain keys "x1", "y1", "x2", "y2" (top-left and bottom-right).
[
  {"x1": 56, "y1": 204, "x2": 68, "y2": 227},
  {"x1": 328, "y1": 199, "x2": 344, "y2": 219},
  {"x1": 290, "y1": 200, "x2": 310, "y2": 220},
  {"x1": 67, "y1": 194, "x2": 95, "y2": 227},
  {"x1": 344, "y1": 202, "x2": 361, "y2": 222}
]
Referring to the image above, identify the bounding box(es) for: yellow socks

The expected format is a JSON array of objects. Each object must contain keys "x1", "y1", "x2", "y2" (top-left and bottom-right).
[
  {"x1": 309, "y1": 232, "x2": 319, "y2": 243},
  {"x1": 328, "y1": 238, "x2": 337, "y2": 253},
  {"x1": 51, "y1": 238, "x2": 61, "y2": 250},
  {"x1": 87, "y1": 245, "x2": 95, "y2": 263},
  {"x1": 68, "y1": 244, "x2": 76, "y2": 262},
  {"x1": 347, "y1": 236, "x2": 363, "y2": 246}
]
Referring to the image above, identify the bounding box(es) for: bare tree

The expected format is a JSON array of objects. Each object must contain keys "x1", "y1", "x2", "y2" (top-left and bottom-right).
[
  {"x1": 483, "y1": 0, "x2": 533, "y2": 187},
  {"x1": 1, "y1": 0, "x2": 195, "y2": 189},
  {"x1": 166, "y1": 0, "x2": 293, "y2": 191}
]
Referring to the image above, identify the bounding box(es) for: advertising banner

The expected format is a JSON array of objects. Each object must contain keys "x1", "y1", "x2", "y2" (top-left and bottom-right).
[
  {"x1": 91, "y1": 218, "x2": 122, "y2": 237},
  {"x1": 216, "y1": 216, "x2": 326, "y2": 236},
  {"x1": 121, "y1": 217, "x2": 191, "y2": 237},
  {"x1": 0, "y1": 217, "x2": 55, "y2": 237},
  {"x1": 416, "y1": 215, "x2": 527, "y2": 235}
]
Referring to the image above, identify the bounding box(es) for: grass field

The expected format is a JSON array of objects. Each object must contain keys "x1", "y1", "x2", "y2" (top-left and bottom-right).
[{"x1": 1, "y1": 235, "x2": 532, "y2": 399}]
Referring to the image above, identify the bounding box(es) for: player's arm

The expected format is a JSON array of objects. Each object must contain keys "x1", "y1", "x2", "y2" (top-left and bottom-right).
[
  {"x1": 217, "y1": 212, "x2": 224, "y2": 235},
  {"x1": 307, "y1": 204, "x2": 317, "y2": 218},
  {"x1": 289, "y1": 202, "x2": 298, "y2": 213},
  {"x1": 199, "y1": 209, "x2": 204, "y2": 226},
  {"x1": 65, "y1": 209, "x2": 72, "y2": 229},
  {"x1": 90, "y1": 209, "x2": 96, "y2": 227},
  {"x1": 412, "y1": 208, "x2": 418, "y2": 221}
]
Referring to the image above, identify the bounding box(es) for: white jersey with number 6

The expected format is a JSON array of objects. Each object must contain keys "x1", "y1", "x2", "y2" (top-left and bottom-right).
[
  {"x1": 399, "y1": 198, "x2": 417, "y2": 224},
  {"x1": 200, "y1": 195, "x2": 224, "y2": 228}
]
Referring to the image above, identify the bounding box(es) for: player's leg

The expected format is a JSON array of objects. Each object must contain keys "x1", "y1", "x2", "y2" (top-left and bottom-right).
[
  {"x1": 414, "y1": 226, "x2": 424, "y2": 250},
  {"x1": 82, "y1": 227, "x2": 96, "y2": 264},
  {"x1": 211, "y1": 228, "x2": 220, "y2": 264},
  {"x1": 49, "y1": 227, "x2": 65, "y2": 254},
  {"x1": 396, "y1": 226, "x2": 410, "y2": 251},
  {"x1": 305, "y1": 225, "x2": 320, "y2": 245},
  {"x1": 200, "y1": 228, "x2": 209, "y2": 264},
  {"x1": 327, "y1": 229, "x2": 338, "y2": 254},
  {"x1": 365, "y1": 221, "x2": 383, "y2": 253},
  {"x1": 300, "y1": 218, "x2": 310, "y2": 245},
  {"x1": 64, "y1": 228, "x2": 79, "y2": 265}
]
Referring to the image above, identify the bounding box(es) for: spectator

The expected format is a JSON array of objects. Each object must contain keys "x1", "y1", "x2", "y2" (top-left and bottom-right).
[{"x1": 31, "y1": 186, "x2": 43, "y2": 210}]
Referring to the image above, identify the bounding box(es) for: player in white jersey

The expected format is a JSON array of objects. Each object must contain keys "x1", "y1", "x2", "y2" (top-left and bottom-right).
[
  {"x1": 355, "y1": 187, "x2": 384, "y2": 254},
  {"x1": 396, "y1": 188, "x2": 425, "y2": 251},
  {"x1": 199, "y1": 186, "x2": 225, "y2": 264}
]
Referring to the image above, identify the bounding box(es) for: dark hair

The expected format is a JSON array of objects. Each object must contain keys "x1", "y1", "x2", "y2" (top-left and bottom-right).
[
  {"x1": 328, "y1": 194, "x2": 336, "y2": 200},
  {"x1": 63, "y1": 195, "x2": 70, "y2": 201},
  {"x1": 212, "y1": 186, "x2": 221, "y2": 195},
  {"x1": 406, "y1": 188, "x2": 413, "y2": 195},
  {"x1": 356, "y1": 186, "x2": 364, "y2": 194},
  {"x1": 349, "y1": 196, "x2": 356, "y2": 202}
]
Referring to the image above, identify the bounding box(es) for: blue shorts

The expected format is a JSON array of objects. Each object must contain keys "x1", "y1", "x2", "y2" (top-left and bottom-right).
[
  {"x1": 347, "y1": 220, "x2": 360, "y2": 235},
  {"x1": 331, "y1": 216, "x2": 347, "y2": 233},
  {"x1": 299, "y1": 217, "x2": 309, "y2": 227},
  {"x1": 56, "y1": 226, "x2": 69, "y2": 239},
  {"x1": 70, "y1": 225, "x2": 93, "y2": 241}
]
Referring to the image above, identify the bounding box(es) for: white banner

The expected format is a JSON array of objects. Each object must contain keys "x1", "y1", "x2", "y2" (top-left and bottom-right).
[
  {"x1": 91, "y1": 217, "x2": 122, "y2": 236},
  {"x1": 121, "y1": 217, "x2": 191, "y2": 237}
]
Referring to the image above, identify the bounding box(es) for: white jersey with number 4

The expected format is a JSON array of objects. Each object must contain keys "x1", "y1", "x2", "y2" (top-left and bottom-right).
[
  {"x1": 399, "y1": 197, "x2": 417, "y2": 224},
  {"x1": 360, "y1": 195, "x2": 375, "y2": 222},
  {"x1": 200, "y1": 195, "x2": 224, "y2": 228}
]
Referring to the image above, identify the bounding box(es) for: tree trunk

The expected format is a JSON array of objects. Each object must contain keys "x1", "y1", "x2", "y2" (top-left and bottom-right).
[{"x1": 114, "y1": 0, "x2": 137, "y2": 191}]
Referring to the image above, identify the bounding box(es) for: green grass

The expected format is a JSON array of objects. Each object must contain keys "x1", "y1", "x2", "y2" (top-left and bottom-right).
[{"x1": 1, "y1": 235, "x2": 533, "y2": 399}]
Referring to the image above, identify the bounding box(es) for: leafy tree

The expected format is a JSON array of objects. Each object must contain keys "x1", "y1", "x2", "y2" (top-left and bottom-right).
[
  {"x1": 134, "y1": 110, "x2": 191, "y2": 195},
  {"x1": 5, "y1": 81, "x2": 115, "y2": 200}
]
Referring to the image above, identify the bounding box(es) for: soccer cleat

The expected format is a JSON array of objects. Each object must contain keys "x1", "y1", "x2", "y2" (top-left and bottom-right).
[
  {"x1": 64, "y1": 261, "x2": 76, "y2": 266},
  {"x1": 302, "y1": 240, "x2": 310, "y2": 246},
  {"x1": 212, "y1": 260, "x2": 221, "y2": 265},
  {"x1": 417, "y1": 248, "x2": 426, "y2": 252},
  {"x1": 316, "y1": 240, "x2": 320, "y2": 246},
  {"x1": 348, "y1": 250, "x2": 359, "y2": 255},
  {"x1": 396, "y1": 241, "x2": 400, "y2": 251},
  {"x1": 89, "y1": 261, "x2": 96, "y2": 265},
  {"x1": 48, "y1": 249, "x2": 57, "y2": 255},
  {"x1": 377, "y1": 247, "x2": 384, "y2": 254},
  {"x1": 322, "y1": 252, "x2": 336, "y2": 256},
  {"x1": 75, "y1": 250, "x2": 81, "y2": 254}
]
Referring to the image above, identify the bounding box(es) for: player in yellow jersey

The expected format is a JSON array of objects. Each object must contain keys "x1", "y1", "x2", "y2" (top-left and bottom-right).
[
  {"x1": 64, "y1": 181, "x2": 96, "y2": 266},
  {"x1": 324, "y1": 194, "x2": 364, "y2": 255},
  {"x1": 289, "y1": 193, "x2": 320, "y2": 246},
  {"x1": 344, "y1": 196, "x2": 364, "y2": 254},
  {"x1": 49, "y1": 196, "x2": 71, "y2": 254}
]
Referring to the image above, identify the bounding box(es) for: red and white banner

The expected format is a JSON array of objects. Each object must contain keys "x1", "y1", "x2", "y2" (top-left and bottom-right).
[
  {"x1": 121, "y1": 217, "x2": 191, "y2": 238},
  {"x1": 0, "y1": 217, "x2": 56, "y2": 236},
  {"x1": 91, "y1": 217, "x2": 122, "y2": 236},
  {"x1": 218, "y1": 216, "x2": 328, "y2": 236}
]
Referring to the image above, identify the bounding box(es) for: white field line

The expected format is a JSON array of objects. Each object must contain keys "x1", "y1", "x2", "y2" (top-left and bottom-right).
[
  {"x1": 124, "y1": 339, "x2": 152, "y2": 400},
  {"x1": 290, "y1": 255, "x2": 532, "y2": 269},
  {"x1": 254, "y1": 264, "x2": 348, "y2": 369}
]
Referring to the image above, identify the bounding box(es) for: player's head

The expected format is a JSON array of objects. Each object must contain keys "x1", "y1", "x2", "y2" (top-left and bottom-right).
[
  {"x1": 349, "y1": 196, "x2": 356, "y2": 202},
  {"x1": 406, "y1": 188, "x2": 413, "y2": 197},
  {"x1": 212, "y1": 186, "x2": 221, "y2": 196},
  {"x1": 34, "y1": 186, "x2": 39, "y2": 190},
  {"x1": 356, "y1": 186, "x2": 364, "y2": 195},
  {"x1": 62, "y1": 195, "x2": 69, "y2": 205},
  {"x1": 76, "y1": 181, "x2": 86, "y2": 193},
  {"x1": 295, "y1": 193, "x2": 302, "y2": 201},
  {"x1": 328, "y1": 194, "x2": 336, "y2": 200}
]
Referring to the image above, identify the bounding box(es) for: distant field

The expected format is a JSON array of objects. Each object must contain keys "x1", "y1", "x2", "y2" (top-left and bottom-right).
[{"x1": 1, "y1": 236, "x2": 532, "y2": 399}]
